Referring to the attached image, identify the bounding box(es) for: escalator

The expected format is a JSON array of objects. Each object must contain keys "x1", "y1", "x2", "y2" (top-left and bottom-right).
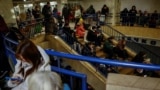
[
  {"x1": 30, "y1": 34, "x2": 160, "y2": 90},
  {"x1": 6, "y1": 16, "x2": 160, "y2": 90},
  {"x1": 3, "y1": 26, "x2": 160, "y2": 90},
  {"x1": 31, "y1": 34, "x2": 106, "y2": 90}
]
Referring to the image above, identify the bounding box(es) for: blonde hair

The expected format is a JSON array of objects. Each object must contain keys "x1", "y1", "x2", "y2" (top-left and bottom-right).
[
  {"x1": 28, "y1": 71, "x2": 62, "y2": 90},
  {"x1": 77, "y1": 18, "x2": 83, "y2": 25}
]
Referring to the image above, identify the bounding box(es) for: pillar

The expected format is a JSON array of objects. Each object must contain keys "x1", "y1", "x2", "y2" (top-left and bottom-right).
[
  {"x1": 105, "y1": 0, "x2": 120, "y2": 26},
  {"x1": 56, "y1": 0, "x2": 68, "y2": 13},
  {"x1": 0, "y1": 0, "x2": 17, "y2": 26}
]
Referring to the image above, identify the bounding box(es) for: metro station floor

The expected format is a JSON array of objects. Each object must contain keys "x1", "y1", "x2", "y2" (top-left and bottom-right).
[{"x1": 112, "y1": 26, "x2": 160, "y2": 39}]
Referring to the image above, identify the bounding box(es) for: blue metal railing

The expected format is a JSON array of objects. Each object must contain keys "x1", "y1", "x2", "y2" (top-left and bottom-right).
[
  {"x1": 3, "y1": 36, "x2": 18, "y2": 65},
  {"x1": 3, "y1": 36, "x2": 87, "y2": 90},
  {"x1": 3, "y1": 36, "x2": 160, "y2": 90},
  {"x1": 51, "y1": 66, "x2": 87, "y2": 90},
  {"x1": 16, "y1": 16, "x2": 160, "y2": 71},
  {"x1": 46, "y1": 50, "x2": 160, "y2": 71}
]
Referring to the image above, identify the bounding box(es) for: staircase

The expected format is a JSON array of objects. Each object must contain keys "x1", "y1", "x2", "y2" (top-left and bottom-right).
[{"x1": 76, "y1": 34, "x2": 135, "y2": 76}]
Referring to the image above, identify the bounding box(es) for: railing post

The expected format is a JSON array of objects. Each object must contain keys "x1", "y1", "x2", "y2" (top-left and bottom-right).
[{"x1": 82, "y1": 75, "x2": 87, "y2": 90}]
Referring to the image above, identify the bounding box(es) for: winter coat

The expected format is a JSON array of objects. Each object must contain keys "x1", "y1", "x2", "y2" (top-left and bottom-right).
[
  {"x1": 7, "y1": 46, "x2": 51, "y2": 90},
  {"x1": 76, "y1": 24, "x2": 85, "y2": 38}
]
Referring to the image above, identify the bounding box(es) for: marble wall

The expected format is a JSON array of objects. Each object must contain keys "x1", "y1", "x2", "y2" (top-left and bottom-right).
[{"x1": 0, "y1": 0, "x2": 17, "y2": 25}]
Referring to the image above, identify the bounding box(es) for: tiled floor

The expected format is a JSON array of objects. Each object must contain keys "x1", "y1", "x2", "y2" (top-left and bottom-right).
[
  {"x1": 107, "y1": 73, "x2": 160, "y2": 90},
  {"x1": 112, "y1": 26, "x2": 160, "y2": 39}
]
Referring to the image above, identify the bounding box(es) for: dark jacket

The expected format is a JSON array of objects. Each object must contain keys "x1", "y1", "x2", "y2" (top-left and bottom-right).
[
  {"x1": 42, "y1": 5, "x2": 52, "y2": 19},
  {"x1": 62, "y1": 7, "x2": 70, "y2": 18},
  {"x1": 101, "y1": 7, "x2": 109, "y2": 15},
  {"x1": 86, "y1": 5, "x2": 95, "y2": 14},
  {"x1": 86, "y1": 30, "x2": 97, "y2": 42}
]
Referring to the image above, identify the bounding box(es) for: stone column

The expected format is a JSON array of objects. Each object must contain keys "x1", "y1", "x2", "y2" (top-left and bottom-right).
[
  {"x1": 114, "y1": 0, "x2": 121, "y2": 26},
  {"x1": 56, "y1": 0, "x2": 68, "y2": 13},
  {"x1": 0, "y1": 0, "x2": 17, "y2": 26},
  {"x1": 105, "y1": 0, "x2": 120, "y2": 26}
]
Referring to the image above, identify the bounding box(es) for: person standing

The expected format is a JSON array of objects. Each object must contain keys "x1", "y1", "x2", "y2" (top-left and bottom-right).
[
  {"x1": 101, "y1": 4, "x2": 109, "y2": 24},
  {"x1": 62, "y1": 4, "x2": 70, "y2": 24},
  {"x1": 32, "y1": 5, "x2": 41, "y2": 21},
  {"x1": 86, "y1": 5, "x2": 96, "y2": 24},
  {"x1": 120, "y1": 8, "x2": 129, "y2": 26},
  {"x1": 42, "y1": 2, "x2": 52, "y2": 34},
  {"x1": 129, "y1": 5, "x2": 137, "y2": 26}
]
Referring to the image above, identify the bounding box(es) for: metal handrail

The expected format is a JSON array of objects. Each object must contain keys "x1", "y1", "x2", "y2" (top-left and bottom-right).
[
  {"x1": 3, "y1": 36, "x2": 160, "y2": 90},
  {"x1": 102, "y1": 24, "x2": 160, "y2": 64},
  {"x1": 51, "y1": 66, "x2": 87, "y2": 90},
  {"x1": 46, "y1": 50, "x2": 160, "y2": 71},
  {"x1": 18, "y1": 18, "x2": 44, "y2": 38},
  {"x1": 3, "y1": 36, "x2": 87, "y2": 90},
  {"x1": 4, "y1": 36, "x2": 160, "y2": 70},
  {"x1": 15, "y1": 16, "x2": 160, "y2": 64}
]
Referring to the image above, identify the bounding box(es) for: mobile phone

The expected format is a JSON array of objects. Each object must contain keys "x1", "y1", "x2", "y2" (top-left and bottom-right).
[{"x1": 5, "y1": 77, "x2": 23, "y2": 81}]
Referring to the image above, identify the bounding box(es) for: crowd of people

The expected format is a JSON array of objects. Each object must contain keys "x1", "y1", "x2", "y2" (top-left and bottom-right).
[
  {"x1": 120, "y1": 5, "x2": 160, "y2": 28},
  {"x1": 40, "y1": 2, "x2": 160, "y2": 78},
  {"x1": 16, "y1": 2, "x2": 110, "y2": 34},
  {"x1": 1, "y1": 2, "x2": 160, "y2": 90},
  {"x1": 16, "y1": 2, "x2": 160, "y2": 32}
]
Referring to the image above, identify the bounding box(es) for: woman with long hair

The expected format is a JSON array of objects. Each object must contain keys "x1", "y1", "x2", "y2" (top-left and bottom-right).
[{"x1": 7, "y1": 39, "x2": 51, "y2": 90}]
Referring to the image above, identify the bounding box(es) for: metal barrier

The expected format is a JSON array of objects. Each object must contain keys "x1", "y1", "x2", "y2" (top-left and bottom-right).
[
  {"x1": 16, "y1": 15, "x2": 160, "y2": 70},
  {"x1": 45, "y1": 50, "x2": 160, "y2": 71},
  {"x1": 3, "y1": 36, "x2": 87, "y2": 90},
  {"x1": 18, "y1": 18, "x2": 44, "y2": 38},
  {"x1": 102, "y1": 24, "x2": 160, "y2": 64},
  {"x1": 119, "y1": 13, "x2": 160, "y2": 27},
  {"x1": 3, "y1": 36, "x2": 18, "y2": 65},
  {"x1": 3, "y1": 35, "x2": 160, "y2": 90},
  {"x1": 51, "y1": 66, "x2": 87, "y2": 90}
]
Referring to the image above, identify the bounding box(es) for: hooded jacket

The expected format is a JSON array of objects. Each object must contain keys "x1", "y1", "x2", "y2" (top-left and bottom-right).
[{"x1": 7, "y1": 46, "x2": 51, "y2": 90}]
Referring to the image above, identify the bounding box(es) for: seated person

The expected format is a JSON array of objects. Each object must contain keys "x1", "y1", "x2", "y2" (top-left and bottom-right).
[
  {"x1": 28, "y1": 71, "x2": 62, "y2": 90},
  {"x1": 7, "y1": 39, "x2": 51, "y2": 90},
  {"x1": 86, "y1": 26, "x2": 97, "y2": 43},
  {"x1": 134, "y1": 58, "x2": 153, "y2": 77},
  {"x1": 113, "y1": 37, "x2": 128, "y2": 60},
  {"x1": 63, "y1": 23, "x2": 73, "y2": 35},
  {"x1": 75, "y1": 18, "x2": 85, "y2": 38},
  {"x1": 132, "y1": 51, "x2": 147, "y2": 63},
  {"x1": 81, "y1": 42, "x2": 96, "y2": 57},
  {"x1": 113, "y1": 46, "x2": 128, "y2": 60},
  {"x1": 103, "y1": 36, "x2": 115, "y2": 59},
  {"x1": 132, "y1": 51, "x2": 150, "y2": 76},
  {"x1": 83, "y1": 23, "x2": 91, "y2": 43},
  {"x1": 95, "y1": 26, "x2": 104, "y2": 47},
  {"x1": 63, "y1": 23, "x2": 76, "y2": 45},
  {"x1": 86, "y1": 26, "x2": 104, "y2": 47}
]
